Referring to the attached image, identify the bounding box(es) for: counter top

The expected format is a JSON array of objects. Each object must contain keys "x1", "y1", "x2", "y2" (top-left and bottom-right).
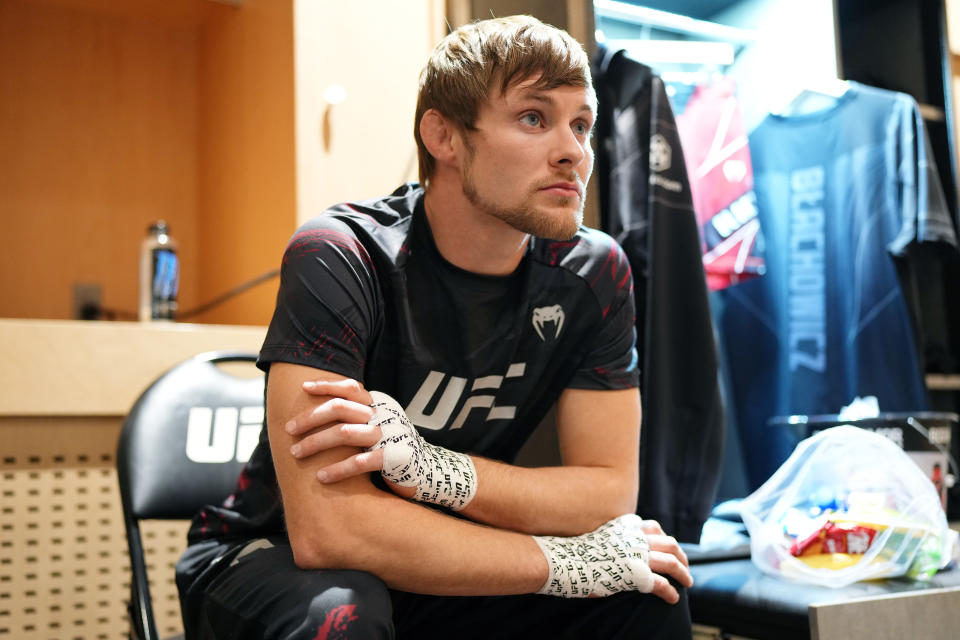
[{"x1": 0, "y1": 318, "x2": 266, "y2": 416}]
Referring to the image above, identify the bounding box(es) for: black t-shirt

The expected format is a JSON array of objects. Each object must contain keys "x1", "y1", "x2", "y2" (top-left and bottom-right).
[{"x1": 189, "y1": 184, "x2": 639, "y2": 542}]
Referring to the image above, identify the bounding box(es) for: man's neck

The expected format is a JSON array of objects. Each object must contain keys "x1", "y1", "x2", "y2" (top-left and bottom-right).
[{"x1": 422, "y1": 183, "x2": 530, "y2": 277}]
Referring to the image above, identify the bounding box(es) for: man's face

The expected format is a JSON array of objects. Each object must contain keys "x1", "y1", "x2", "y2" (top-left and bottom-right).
[{"x1": 459, "y1": 76, "x2": 596, "y2": 240}]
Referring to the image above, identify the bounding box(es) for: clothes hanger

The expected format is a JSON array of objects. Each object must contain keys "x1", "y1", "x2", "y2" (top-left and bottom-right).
[
  {"x1": 594, "y1": 1, "x2": 751, "y2": 87},
  {"x1": 771, "y1": 78, "x2": 850, "y2": 117}
]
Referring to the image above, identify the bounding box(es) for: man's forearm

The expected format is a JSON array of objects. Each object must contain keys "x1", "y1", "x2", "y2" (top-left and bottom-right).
[
  {"x1": 364, "y1": 388, "x2": 638, "y2": 537},
  {"x1": 285, "y1": 478, "x2": 657, "y2": 600},
  {"x1": 285, "y1": 478, "x2": 549, "y2": 596},
  {"x1": 459, "y1": 457, "x2": 636, "y2": 536}
]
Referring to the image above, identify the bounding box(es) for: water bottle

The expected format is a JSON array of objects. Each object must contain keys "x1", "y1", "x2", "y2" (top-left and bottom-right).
[{"x1": 138, "y1": 221, "x2": 179, "y2": 321}]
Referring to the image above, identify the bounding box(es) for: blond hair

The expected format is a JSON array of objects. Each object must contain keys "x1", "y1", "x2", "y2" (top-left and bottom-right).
[{"x1": 414, "y1": 15, "x2": 593, "y2": 185}]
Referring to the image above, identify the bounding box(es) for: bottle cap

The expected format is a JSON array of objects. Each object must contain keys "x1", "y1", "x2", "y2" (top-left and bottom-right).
[{"x1": 148, "y1": 220, "x2": 169, "y2": 234}]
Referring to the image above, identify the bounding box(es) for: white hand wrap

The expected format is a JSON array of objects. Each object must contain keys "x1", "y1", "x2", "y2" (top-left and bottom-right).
[
  {"x1": 367, "y1": 391, "x2": 477, "y2": 511},
  {"x1": 533, "y1": 514, "x2": 654, "y2": 598}
]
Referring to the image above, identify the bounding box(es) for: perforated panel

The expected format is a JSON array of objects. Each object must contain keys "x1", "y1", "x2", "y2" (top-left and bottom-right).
[
  {"x1": 141, "y1": 520, "x2": 191, "y2": 637},
  {"x1": 1, "y1": 418, "x2": 190, "y2": 638}
]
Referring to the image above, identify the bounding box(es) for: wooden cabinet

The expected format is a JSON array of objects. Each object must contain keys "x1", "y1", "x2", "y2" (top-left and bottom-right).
[
  {"x1": 294, "y1": 0, "x2": 446, "y2": 222},
  {"x1": 0, "y1": 318, "x2": 266, "y2": 638},
  {"x1": 0, "y1": 0, "x2": 443, "y2": 325}
]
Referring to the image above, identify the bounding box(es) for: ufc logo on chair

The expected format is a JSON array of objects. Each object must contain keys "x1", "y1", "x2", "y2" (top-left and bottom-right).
[{"x1": 185, "y1": 406, "x2": 263, "y2": 463}]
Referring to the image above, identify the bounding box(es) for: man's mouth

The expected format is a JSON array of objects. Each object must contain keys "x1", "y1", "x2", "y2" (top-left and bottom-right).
[{"x1": 539, "y1": 182, "x2": 582, "y2": 198}]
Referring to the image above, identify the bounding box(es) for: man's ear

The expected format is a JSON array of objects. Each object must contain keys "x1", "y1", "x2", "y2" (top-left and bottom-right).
[{"x1": 419, "y1": 109, "x2": 460, "y2": 168}]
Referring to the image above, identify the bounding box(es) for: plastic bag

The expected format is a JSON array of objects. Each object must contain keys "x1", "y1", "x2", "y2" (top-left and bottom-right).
[{"x1": 741, "y1": 425, "x2": 958, "y2": 587}]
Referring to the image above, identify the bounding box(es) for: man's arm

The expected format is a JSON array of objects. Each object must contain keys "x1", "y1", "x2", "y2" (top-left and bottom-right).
[
  {"x1": 284, "y1": 367, "x2": 691, "y2": 600},
  {"x1": 457, "y1": 387, "x2": 640, "y2": 536},
  {"x1": 295, "y1": 384, "x2": 641, "y2": 537},
  {"x1": 270, "y1": 361, "x2": 549, "y2": 595}
]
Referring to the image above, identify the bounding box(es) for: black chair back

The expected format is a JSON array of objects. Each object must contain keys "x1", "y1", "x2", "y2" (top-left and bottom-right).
[{"x1": 117, "y1": 351, "x2": 264, "y2": 640}]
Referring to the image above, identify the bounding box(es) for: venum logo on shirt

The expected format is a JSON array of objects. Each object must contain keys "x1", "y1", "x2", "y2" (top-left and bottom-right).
[{"x1": 532, "y1": 304, "x2": 565, "y2": 341}]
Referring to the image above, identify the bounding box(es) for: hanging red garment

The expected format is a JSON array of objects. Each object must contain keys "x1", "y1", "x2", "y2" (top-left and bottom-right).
[{"x1": 676, "y1": 78, "x2": 765, "y2": 290}]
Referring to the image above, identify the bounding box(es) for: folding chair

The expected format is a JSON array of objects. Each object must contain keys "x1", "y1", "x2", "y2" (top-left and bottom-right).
[{"x1": 116, "y1": 352, "x2": 264, "y2": 640}]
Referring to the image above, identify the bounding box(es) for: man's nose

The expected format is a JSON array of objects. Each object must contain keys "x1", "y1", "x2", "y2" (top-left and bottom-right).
[{"x1": 550, "y1": 127, "x2": 587, "y2": 167}]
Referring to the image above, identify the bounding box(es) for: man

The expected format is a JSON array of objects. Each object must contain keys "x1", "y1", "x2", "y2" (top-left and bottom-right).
[{"x1": 177, "y1": 15, "x2": 693, "y2": 639}]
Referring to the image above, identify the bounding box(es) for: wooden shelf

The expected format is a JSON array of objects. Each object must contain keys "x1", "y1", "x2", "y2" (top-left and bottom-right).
[
  {"x1": 0, "y1": 318, "x2": 265, "y2": 416},
  {"x1": 928, "y1": 374, "x2": 960, "y2": 391}
]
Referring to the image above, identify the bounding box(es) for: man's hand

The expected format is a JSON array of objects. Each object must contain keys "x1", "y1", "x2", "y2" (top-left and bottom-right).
[
  {"x1": 285, "y1": 380, "x2": 477, "y2": 509},
  {"x1": 638, "y1": 518, "x2": 693, "y2": 603},
  {"x1": 533, "y1": 514, "x2": 692, "y2": 603},
  {"x1": 284, "y1": 378, "x2": 399, "y2": 483},
  {"x1": 366, "y1": 391, "x2": 477, "y2": 510}
]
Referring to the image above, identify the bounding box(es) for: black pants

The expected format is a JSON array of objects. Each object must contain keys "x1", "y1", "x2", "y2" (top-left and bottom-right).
[{"x1": 176, "y1": 537, "x2": 693, "y2": 640}]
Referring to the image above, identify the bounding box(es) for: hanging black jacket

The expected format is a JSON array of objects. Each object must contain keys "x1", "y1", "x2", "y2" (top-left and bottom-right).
[{"x1": 593, "y1": 47, "x2": 724, "y2": 543}]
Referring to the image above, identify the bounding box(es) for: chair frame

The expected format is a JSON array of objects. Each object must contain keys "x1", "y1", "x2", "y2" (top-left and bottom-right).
[{"x1": 117, "y1": 351, "x2": 260, "y2": 640}]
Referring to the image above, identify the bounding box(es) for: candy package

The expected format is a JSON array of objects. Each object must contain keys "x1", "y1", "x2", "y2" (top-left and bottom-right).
[{"x1": 741, "y1": 425, "x2": 958, "y2": 587}]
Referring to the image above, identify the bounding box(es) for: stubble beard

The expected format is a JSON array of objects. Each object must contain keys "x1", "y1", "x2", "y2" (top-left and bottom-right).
[{"x1": 461, "y1": 157, "x2": 584, "y2": 241}]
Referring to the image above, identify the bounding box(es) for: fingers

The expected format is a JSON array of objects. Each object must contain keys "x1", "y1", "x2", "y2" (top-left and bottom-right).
[
  {"x1": 640, "y1": 519, "x2": 665, "y2": 536},
  {"x1": 647, "y1": 533, "x2": 689, "y2": 568},
  {"x1": 315, "y1": 448, "x2": 384, "y2": 483},
  {"x1": 648, "y1": 550, "x2": 693, "y2": 589},
  {"x1": 302, "y1": 378, "x2": 373, "y2": 404},
  {"x1": 649, "y1": 574, "x2": 680, "y2": 605},
  {"x1": 290, "y1": 421, "x2": 382, "y2": 460},
  {"x1": 285, "y1": 396, "x2": 374, "y2": 437}
]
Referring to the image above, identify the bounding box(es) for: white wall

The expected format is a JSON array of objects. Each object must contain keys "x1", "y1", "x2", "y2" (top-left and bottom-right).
[
  {"x1": 293, "y1": 0, "x2": 445, "y2": 224},
  {"x1": 714, "y1": 0, "x2": 839, "y2": 130}
]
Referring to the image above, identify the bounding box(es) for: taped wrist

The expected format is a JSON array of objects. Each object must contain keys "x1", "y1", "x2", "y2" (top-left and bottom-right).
[
  {"x1": 532, "y1": 514, "x2": 654, "y2": 598},
  {"x1": 367, "y1": 391, "x2": 477, "y2": 511}
]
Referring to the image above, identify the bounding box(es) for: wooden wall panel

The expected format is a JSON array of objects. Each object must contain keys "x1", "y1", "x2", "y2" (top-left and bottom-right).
[
  {"x1": 1, "y1": 0, "x2": 451, "y2": 326},
  {"x1": 192, "y1": 0, "x2": 296, "y2": 326},
  {"x1": 0, "y1": 0, "x2": 200, "y2": 321},
  {"x1": 1, "y1": 417, "x2": 190, "y2": 639}
]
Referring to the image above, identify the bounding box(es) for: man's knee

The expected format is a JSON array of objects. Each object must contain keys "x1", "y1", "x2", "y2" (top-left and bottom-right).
[
  {"x1": 304, "y1": 569, "x2": 392, "y2": 620},
  {"x1": 296, "y1": 569, "x2": 394, "y2": 640},
  {"x1": 179, "y1": 539, "x2": 395, "y2": 640}
]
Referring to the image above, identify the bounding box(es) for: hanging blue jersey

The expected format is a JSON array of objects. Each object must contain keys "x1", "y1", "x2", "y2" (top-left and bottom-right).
[{"x1": 718, "y1": 82, "x2": 958, "y2": 488}]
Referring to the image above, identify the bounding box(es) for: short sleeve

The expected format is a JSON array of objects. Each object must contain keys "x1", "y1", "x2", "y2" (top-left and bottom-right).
[
  {"x1": 257, "y1": 214, "x2": 382, "y2": 381},
  {"x1": 889, "y1": 94, "x2": 958, "y2": 254},
  {"x1": 567, "y1": 245, "x2": 640, "y2": 390}
]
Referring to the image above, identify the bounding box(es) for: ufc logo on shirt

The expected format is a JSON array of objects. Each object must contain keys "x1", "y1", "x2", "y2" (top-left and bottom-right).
[
  {"x1": 185, "y1": 406, "x2": 263, "y2": 463},
  {"x1": 406, "y1": 363, "x2": 526, "y2": 430}
]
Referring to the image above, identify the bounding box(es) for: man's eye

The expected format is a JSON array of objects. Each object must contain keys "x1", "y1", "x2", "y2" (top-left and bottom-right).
[
  {"x1": 573, "y1": 122, "x2": 589, "y2": 136},
  {"x1": 521, "y1": 113, "x2": 541, "y2": 127}
]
